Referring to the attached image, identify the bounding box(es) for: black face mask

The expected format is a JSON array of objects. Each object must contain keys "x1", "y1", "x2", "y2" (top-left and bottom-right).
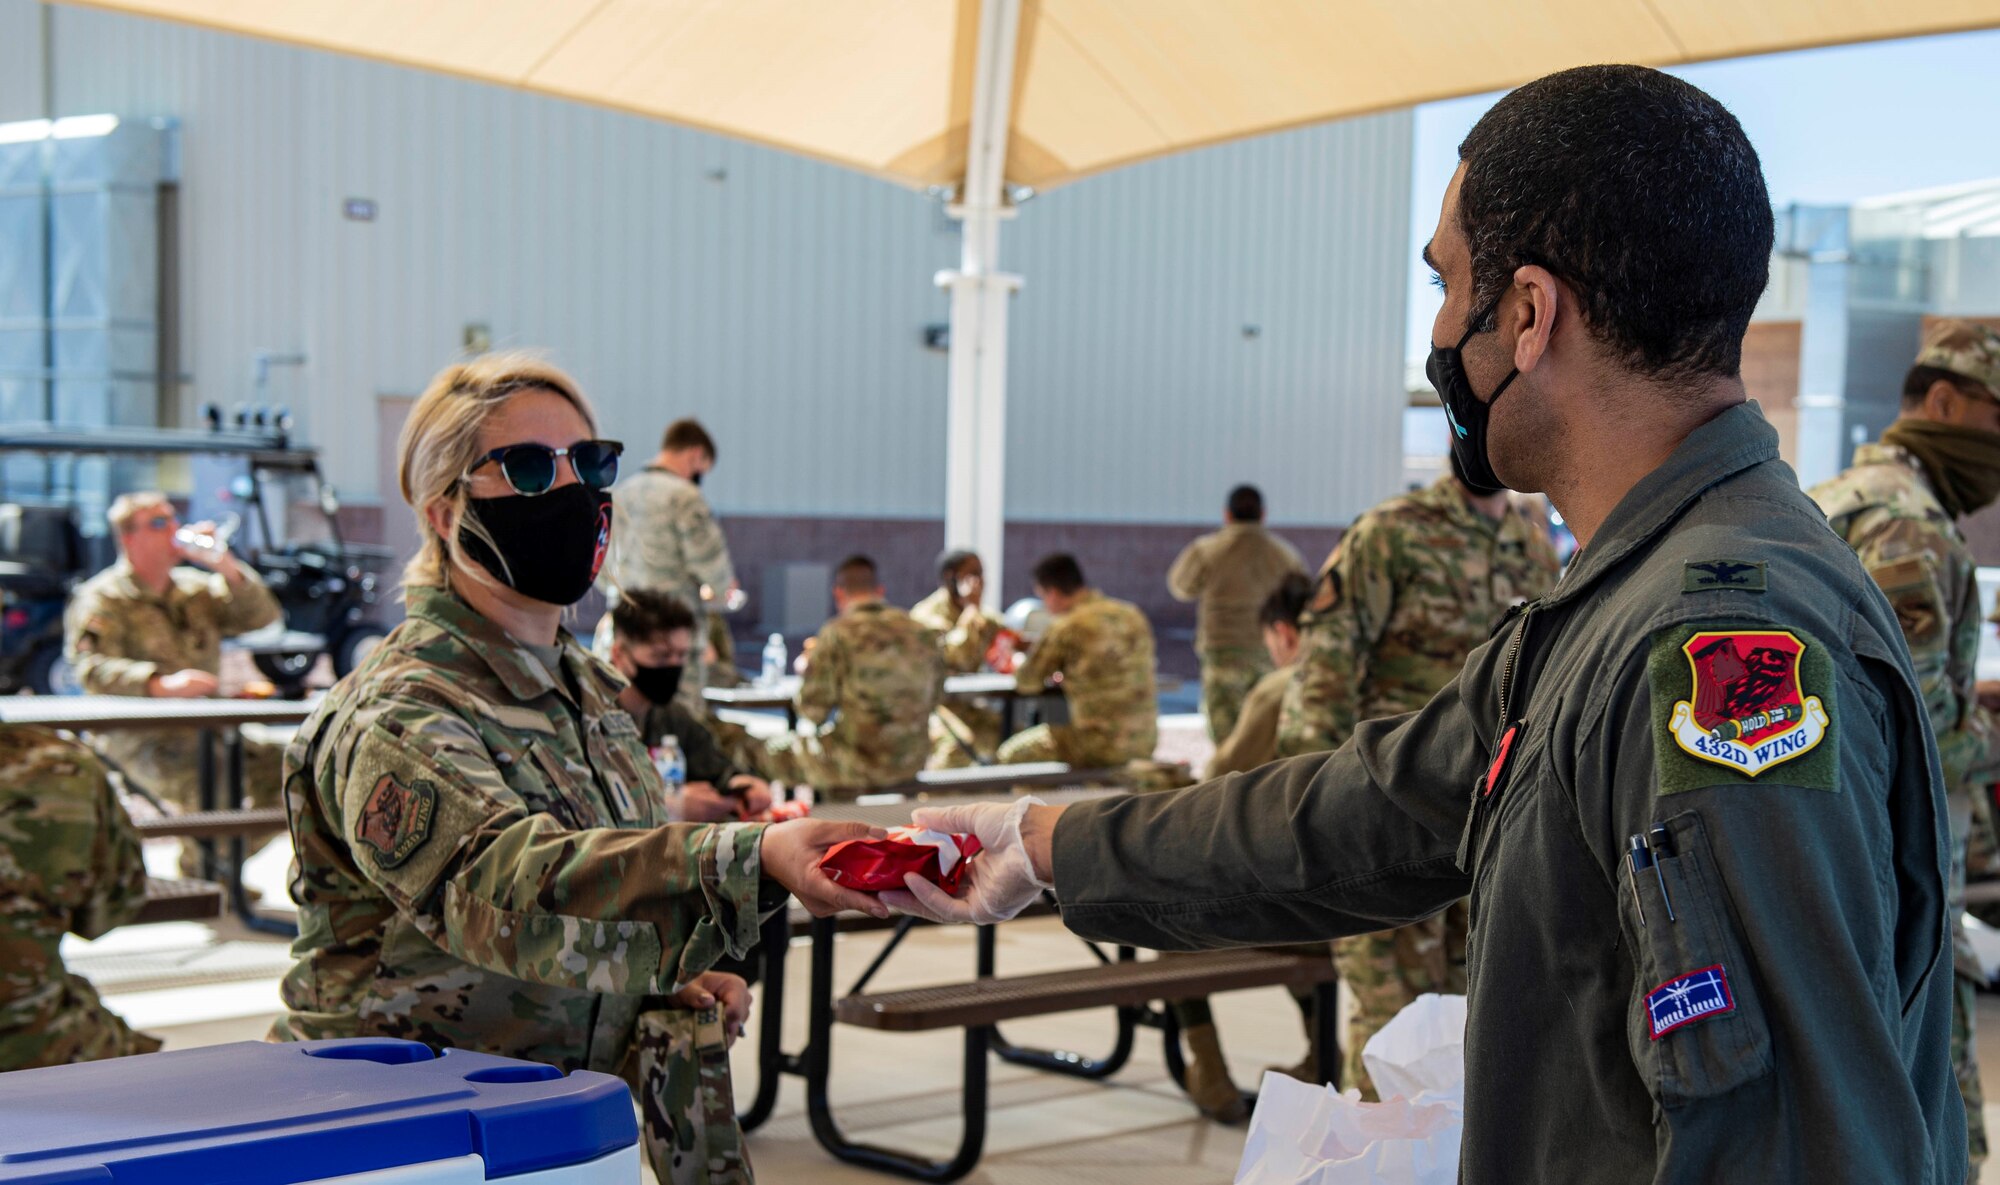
[
  {"x1": 629, "y1": 662, "x2": 684, "y2": 706},
  {"x1": 1450, "y1": 448, "x2": 1506, "y2": 500},
  {"x1": 1427, "y1": 295, "x2": 1518, "y2": 494},
  {"x1": 459, "y1": 485, "x2": 612, "y2": 606}
]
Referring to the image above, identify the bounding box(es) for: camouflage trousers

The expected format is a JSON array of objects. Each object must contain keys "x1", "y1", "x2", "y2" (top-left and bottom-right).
[
  {"x1": 996, "y1": 724, "x2": 1152, "y2": 771},
  {"x1": 627, "y1": 1006, "x2": 750, "y2": 1185},
  {"x1": 1199, "y1": 646, "x2": 1272, "y2": 744},
  {"x1": 0, "y1": 973, "x2": 162, "y2": 1073},
  {"x1": 96, "y1": 728, "x2": 286, "y2": 877},
  {"x1": 929, "y1": 703, "x2": 1004, "y2": 769},
  {"x1": 761, "y1": 733, "x2": 921, "y2": 801},
  {"x1": 1331, "y1": 901, "x2": 1469, "y2": 1100}
]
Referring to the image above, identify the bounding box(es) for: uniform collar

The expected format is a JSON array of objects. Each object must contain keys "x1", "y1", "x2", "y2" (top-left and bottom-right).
[
  {"x1": 1543, "y1": 400, "x2": 1779, "y2": 608},
  {"x1": 404, "y1": 584, "x2": 576, "y2": 701},
  {"x1": 1850, "y1": 441, "x2": 1941, "y2": 500}
]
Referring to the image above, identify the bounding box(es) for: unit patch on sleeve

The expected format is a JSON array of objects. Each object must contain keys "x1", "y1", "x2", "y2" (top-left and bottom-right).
[
  {"x1": 1647, "y1": 623, "x2": 1837, "y2": 794},
  {"x1": 356, "y1": 773, "x2": 438, "y2": 868},
  {"x1": 1646, "y1": 965, "x2": 1736, "y2": 1040}
]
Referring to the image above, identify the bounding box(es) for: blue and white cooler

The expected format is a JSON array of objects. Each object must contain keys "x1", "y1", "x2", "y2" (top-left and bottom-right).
[{"x1": 0, "y1": 1039, "x2": 638, "y2": 1184}]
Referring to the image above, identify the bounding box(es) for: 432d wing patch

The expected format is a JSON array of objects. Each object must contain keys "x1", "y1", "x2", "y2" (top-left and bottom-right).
[
  {"x1": 357, "y1": 773, "x2": 438, "y2": 867},
  {"x1": 1648, "y1": 623, "x2": 1837, "y2": 794}
]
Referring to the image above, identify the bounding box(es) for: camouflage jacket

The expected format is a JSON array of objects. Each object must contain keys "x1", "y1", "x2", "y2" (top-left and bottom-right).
[
  {"x1": 1277, "y1": 476, "x2": 1559, "y2": 757},
  {"x1": 1167, "y1": 523, "x2": 1304, "y2": 652},
  {"x1": 1811, "y1": 442, "x2": 1992, "y2": 788},
  {"x1": 65, "y1": 559, "x2": 281, "y2": 694},
  {"x1": 910, "y1": 588, "x2": 1004, "y2": 674},
  {"x1": 597, "y1": 468, "x2": 734, "y2": 617},
  {"x1": 0, "y1": 727, "x2": 148, "y2": 1068},
  {"x1": 798, "y1": 601, "x2": 946, "y2": 783},
  {"x1": 1016, "y1": 590, "x2": 1159, "y2": 764},
  {"x1": 272, "y1": 585, "x2": 775, "y2": 1075}
]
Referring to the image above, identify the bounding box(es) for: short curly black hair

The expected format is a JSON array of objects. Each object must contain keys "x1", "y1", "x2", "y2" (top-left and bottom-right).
[{"x1": 1455, "y1": 65, "x2": 1773, "y2": 383}]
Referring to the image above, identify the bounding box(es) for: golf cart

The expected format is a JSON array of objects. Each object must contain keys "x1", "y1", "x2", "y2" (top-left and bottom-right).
[{"x1": 0, "y1": 420, "x2": 393, "y2": 696}]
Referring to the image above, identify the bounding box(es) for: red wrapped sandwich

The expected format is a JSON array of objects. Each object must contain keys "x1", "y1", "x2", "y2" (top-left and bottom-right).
[{"x1": 817, "y1": 826, "x2": 984, "y2": 894}]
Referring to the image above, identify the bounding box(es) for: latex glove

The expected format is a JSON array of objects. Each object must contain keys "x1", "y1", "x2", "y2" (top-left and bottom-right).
[{"x1": 879, "y1": 797, "x2": 1051, "y2": 925}]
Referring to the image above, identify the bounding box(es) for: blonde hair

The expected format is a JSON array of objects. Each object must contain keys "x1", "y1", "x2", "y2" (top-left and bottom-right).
[
  {"x1": 397, "y1": 352, "x2": 597, "y2": 595},
  {"x1": 107, "y1": 491, "x2": 172, "y2": 543}
]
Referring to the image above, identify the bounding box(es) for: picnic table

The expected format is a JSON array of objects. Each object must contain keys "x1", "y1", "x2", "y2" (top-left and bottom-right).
[
  {"x1": 706, "y1": 672, "x2": 1065, "y2": 737},
  {"x1": 1, "y1": 695, "x2": 314, "y2": 935}
]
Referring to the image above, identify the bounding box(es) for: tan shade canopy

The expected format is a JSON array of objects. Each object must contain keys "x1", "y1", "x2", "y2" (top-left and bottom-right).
[{"x1": 57, "y1": 0, "x2": 2000, "y2": 192}]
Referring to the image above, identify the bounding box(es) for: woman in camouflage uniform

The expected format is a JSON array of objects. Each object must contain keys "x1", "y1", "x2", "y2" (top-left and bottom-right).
[{"x1": 269, "y1": 354, "x2": 884, "y2": 1185}]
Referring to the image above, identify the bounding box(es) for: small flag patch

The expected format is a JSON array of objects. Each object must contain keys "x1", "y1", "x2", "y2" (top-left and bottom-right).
[{"x1": 1646, "y1": 964, "x2": 1735, "y2": 1040}]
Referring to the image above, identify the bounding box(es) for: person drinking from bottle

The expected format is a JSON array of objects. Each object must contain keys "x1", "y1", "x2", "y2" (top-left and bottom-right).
[{"x1": 64, "y1": 491, "x2": 287, "y2": 875}]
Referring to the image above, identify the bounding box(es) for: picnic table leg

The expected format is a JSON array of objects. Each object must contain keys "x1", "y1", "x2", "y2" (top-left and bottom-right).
[
  {"x1": 226, "y1": 729, "x2": 295, "y2": 938},
  {"x1": 738, "y1": 905, "x2": 794, "y2": 1131},
  {"x1": 979, "y1": 927, "x2": 1139, "y2": 1080},
  {"x1": 804, "y1": 915, "x2": 988, "y2": 1182}
]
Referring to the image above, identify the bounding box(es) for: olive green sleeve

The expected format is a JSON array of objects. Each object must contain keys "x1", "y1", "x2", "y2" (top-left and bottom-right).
[
  {"x1": 1053, "y1": 636, "x2": 1496, "y2": 949},
  {"x1": 336, "y1": 706, "x2": 769, "y2": 994}
]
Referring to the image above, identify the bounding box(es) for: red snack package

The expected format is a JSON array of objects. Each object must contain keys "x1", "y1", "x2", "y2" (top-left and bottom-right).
[
  {"x1": 817, "y1": 826, "x2": 985, "y2": 894},
  {"x1": 763, "y1": 800, "x2": 812, "y2": 822},
  {"x1": 984, "y1": 629, "x2": 1025, "y2": 675}
]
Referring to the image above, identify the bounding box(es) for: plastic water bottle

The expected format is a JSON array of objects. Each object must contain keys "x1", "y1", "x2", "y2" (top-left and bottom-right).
[
  {"x1": 761, "y1": 633, "x2": 787, "y2": 686},
  {"x1": 174, "y1": 512, "x2": 241, "y2": 560},
  {"x1": 653, "y1": 736, "x2": 685, "y2": 797}
]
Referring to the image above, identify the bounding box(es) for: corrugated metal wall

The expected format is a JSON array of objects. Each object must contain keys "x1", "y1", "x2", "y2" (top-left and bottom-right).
[{"x1": 1, "y1": 0, "x2": 1410, "y2": 527}]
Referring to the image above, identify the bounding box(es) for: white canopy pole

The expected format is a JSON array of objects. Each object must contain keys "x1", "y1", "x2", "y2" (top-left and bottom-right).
[{"x1": 936, "y1": 0, "x2": 1022, "y2": 608}]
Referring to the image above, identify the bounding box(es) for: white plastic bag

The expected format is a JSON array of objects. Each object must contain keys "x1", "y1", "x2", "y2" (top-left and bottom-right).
[
  {"x1": 1234, "y1": 994, "x2": 1467, "y2": 1185},
  {"x1": 1361, "y1": 993, "x2": 1467, "y2": 1103}
]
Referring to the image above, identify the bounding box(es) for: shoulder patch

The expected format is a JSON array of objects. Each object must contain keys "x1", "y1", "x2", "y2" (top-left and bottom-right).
[
  {"x1": 1646, "y1": 964, "x2": 1736, "y2": 1039},
  {"x1": 1682, "y1": 560, "x2": 1765, "y2": 593},
  {"x1": 1648, "y1": 624, "x2": 1836, "y2": 794},
  {"x1": 356, "y1": 773, "x2": 438, "y2": 867}
]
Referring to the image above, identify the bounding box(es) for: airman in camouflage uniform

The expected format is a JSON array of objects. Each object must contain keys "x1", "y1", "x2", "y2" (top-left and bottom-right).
[
  {"x1": 595, "y1": 420, "x2": 735, "y2": 716},
  {"x1": 764, "y1": 560, "x2": 946, "y2": 795},
  {"x1": 1001, "y1": 556, "x2": 1159, "y2": 768},
  {"x1": 64, "y1": 502, "x2": 287, "y2": 875},
  {"x1": 0, "y1": 725, "x2": 162, "y2": 1071},
  {"x1": 1168, "y1": 486, "x2": 1304, "y2": 742},
  {"x1": 1810, "y1": 318, "x2": 2000, "y2": 1182},
  {"x1": 913, "y1": 550, "x2": 1007, "y2": 766},
  {"x1": 1276, "y1": 472, "x2": 1559, "y2": 1096},
  {"x1": 272, "y1": 585, "x2": 778, "y2": 1185}
]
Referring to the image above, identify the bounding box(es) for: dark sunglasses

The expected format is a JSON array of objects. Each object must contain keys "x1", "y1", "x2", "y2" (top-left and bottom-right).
[{"x1": 465, "y1": 439, "x2": 623, "y2": 496}]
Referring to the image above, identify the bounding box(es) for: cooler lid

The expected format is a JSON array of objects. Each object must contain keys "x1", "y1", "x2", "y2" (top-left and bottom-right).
[{"x1": 0, "y1": 1039, "x2": 636, "y2": 1183}]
